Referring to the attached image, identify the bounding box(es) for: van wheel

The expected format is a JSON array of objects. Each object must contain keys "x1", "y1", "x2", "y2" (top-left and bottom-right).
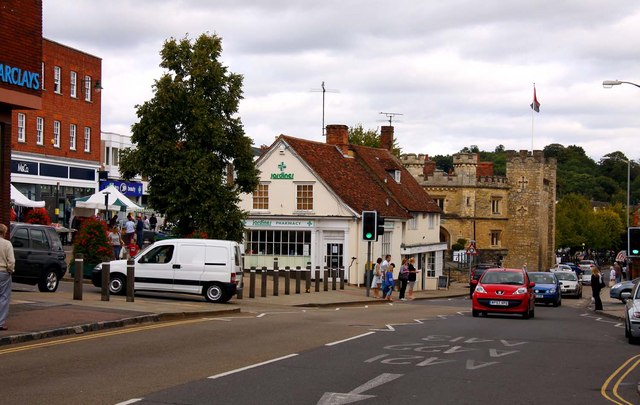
[
  {"x1": 38, "y1": 269, "x2": 60, "y2": 292},
  {"x1": 204, "y1": 283, "x2": 228, "y2": 303},
  {"x1": 109, "y1": 274, "x2": 126, "y2": 295}
]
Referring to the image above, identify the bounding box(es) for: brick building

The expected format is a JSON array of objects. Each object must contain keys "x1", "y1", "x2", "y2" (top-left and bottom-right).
[
  {"x1": 11, "y1": 38, "x2": 102, "y2": 225},
  {"x1": 402, "y1": 150, "x2": 557, "y2": 271},
  {"x1": 0, "y1": 0, "x2": 43, "y2": 226}
]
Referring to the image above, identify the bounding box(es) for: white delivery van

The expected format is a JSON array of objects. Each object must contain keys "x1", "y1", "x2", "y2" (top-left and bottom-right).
[{"x1": 91, "y1": 238, "x2": 243, "y2": 303}]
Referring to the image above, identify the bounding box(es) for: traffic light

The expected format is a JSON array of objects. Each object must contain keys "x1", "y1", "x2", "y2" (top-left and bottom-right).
[
  {"x1": 629, "y1": 227, "x2": 640, "y2": 257},
  {"x1": 362, "y1": 211, "x2": 377, "y2": 241},
  {"x1": 376, "y1": 214, "x2": 385, "y2": 241}
]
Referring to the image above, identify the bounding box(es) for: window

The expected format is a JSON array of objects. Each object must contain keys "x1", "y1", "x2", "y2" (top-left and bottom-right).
[
  {"x1": 17, "y1": 113, "x2": 26, "y2": 142},
  {"x1": 408, "y1": 213, "x2": 417, "y2": 230},
  {"x1": 10, "y1": 228, "x2": 29, "y2": 248},
  {"x1": 31, "y1": 229, "x2": 50, "y2": 250},
  {"x1": 428, "y1": 213, "x2": 435, "y2": 229},
  {"x1": 36, "y1": 117, "x2": 44, "y2": 145},
  {"x1": 426, "y1": 252, "x2": 435, "y2": 277},
  {"x1": 433, "y1": 197, "x2": 445, "y2": 211},
  {"x1": 70, "y1": 71, "x2": 77, "y2": 98},
  {"x1": 491, "y1": 197, "x2": 502, "y2": 214},
  {"x1": 387, "y1": 170, "x2": 401, "y2": 183},
  {"x1": 252, "y1": 184, "x2": 269, "y2": 210},
  {"x1": 244, "y1": 230, "x2": 311, "y2": 256},
  {"x1": 104, "y1": 146, "x2": 110, "y2": 165},
  {"x1": 112, "y1": 147, "x2": 119, "y2": 165},
  {"x1": 381, "y1": 231, "x2": 391, "y2": 257},
  {"x1": 84, "y1": 127, "x2": 91, "y2": 152},
  {"x1": 84, "y1": 75, "x2": 92, "y2": 101},
  {"x1": 296, "y1": 184, "x2": 313, "y2": 211},
  {"x1": 53, "y1": 66, "x2": 61, "y2": 93},
  {"x1": 69, "y1": 124, "x2": 77, "y2": 150},
  {"x1": 53, "y1": 120, "x2": 60, "y2": 147},
  {"x1": 491, "y1": 230, "x2": 501, "y2": 247}
]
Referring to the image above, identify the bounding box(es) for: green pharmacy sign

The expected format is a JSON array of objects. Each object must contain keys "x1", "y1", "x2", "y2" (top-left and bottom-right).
[{"x1": 271, "y1": 161, "x2": 294, "y2": 180}]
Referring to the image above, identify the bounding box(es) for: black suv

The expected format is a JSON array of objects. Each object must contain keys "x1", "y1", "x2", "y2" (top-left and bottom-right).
[{"x1": 10, "y1": 223, "x2": 67, "y2": 292}]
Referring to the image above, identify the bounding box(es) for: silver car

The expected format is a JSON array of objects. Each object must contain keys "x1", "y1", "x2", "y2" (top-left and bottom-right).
[
  {"x1": 580, "y1": 268, "x2": 592, "y2": 285},
  {"x1": 554, "y1": 271, "x2": 582, "y2": 298},
  {"x1": 624, "y1": 282, "x2": 640, "y2": 344}
]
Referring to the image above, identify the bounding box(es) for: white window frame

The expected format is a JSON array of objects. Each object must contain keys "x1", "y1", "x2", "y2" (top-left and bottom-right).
[
  {"x1": 296, "y1": 183, "x2": 314, "y2": 211},
  {"x1": 17, "y1": 113, "x2": 26, "y2": 142},
  {"x1": 84, "y1": 75, "x2": 92, "y2": 101},
  {"x1": 428, "y1": 213, "x2": 435, "y2": 229},
  {"x1": 53, "y1": 120, "x2": 60, "y2": 148},
  {"x1": 54, "y1": 66, "x2": 61, "y2": 94},
  {"x1": 408, "y1": 213, "x2": 417, "y2": 230},
  {"x1": 70, "y1": 71, "x2": 77, "y2": 98},
  {"x1": 104, "y1": 146, "x2": 110, "y2": 165},
  {"x1": 112, "y1": 147, "x2": 119, "y2": 165},
  {"x1": 69, "y1": 124, "x2": 77, "y2": 150},
  {"x1": 36, "y1": 117, "x2": 44, "y2": 145},
  {"x1": 84, "y1": 127, "x2": 91, "y2": 152}
]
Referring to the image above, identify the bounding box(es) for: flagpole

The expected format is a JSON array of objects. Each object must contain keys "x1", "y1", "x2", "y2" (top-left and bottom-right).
[{"x1": 531, "y1": 82, "x2": 535, "y2": 152}]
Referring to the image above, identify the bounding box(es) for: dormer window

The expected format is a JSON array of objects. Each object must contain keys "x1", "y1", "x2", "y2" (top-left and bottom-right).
[{"x1": 387, "y1": 170, "x2": 401, "y2": 183}]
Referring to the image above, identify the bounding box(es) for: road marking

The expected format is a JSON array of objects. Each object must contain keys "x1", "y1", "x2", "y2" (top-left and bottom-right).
[
  {"x1": 208, "y1": 353, "x2": 299, "y2": 380},
  {"x1": 317, "y1": 373, "x2": 403, "y2": 405},
  {"x1": 325, "y1": 332, "x2": 376, "y2": 346},
  {"x1": 115, "y1": 399, "x2": 142, "y2": 405},
  {"x1": 601, "y1": 354, "x2": 640, "y2": 405}
]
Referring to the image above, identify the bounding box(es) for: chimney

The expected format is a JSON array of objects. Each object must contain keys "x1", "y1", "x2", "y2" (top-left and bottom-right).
[
  {"x1": 326, "y1": 124, "x2": 349, "y2": 155},
  {"x1": 380, "y1": 126, "x2": 394, "y2": 151},
  {"x1": 423, "y1": 154, "x2": 436, "y2": 177}
]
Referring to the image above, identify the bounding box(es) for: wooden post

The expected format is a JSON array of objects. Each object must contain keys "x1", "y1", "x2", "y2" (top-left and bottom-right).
[
  {"x1": 315, "y1": 267, "x2": 321, "y2": 292},
  {"x1": 295, "y1": 266, "x2": 301, "y2": 294},
  {"x1": 126, "y1": 258, "x2": 135, "y2": 302},
  {"x1": 332, "y1": 268, "x2": 337, "y2": 291},
  {"x1": 260, "y1": 266, "x2": 268, "y2": 298},
  {"x1": 73, "y1": 254, "x2": 83, "y2": 300},
  {"x1": 305, "y1": 265, "x2": 311, "y2": 293},
  {"x1": 101, "y1": 262, "x2": 110, "y2": 301},
  {"x1": 284, "y1": 266, "x2": 291, "y2": 295},
  {"x1": 339, "y1": 268, "x2": 345, "y2": 290},
  {"x1": 249, "y1": 267, "x2": 256, "y2": 299},
  {"x1": 324, "y1": 267, "x2": 329, "y2": 291}
]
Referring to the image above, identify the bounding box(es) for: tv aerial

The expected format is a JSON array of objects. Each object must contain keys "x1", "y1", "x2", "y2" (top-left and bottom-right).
[
  {"x1": 311, "y1": 81, "x2": 339, "y2": 137},
  {"x1": 379, "y1": 112, "x2": 403, "y2": 126}
]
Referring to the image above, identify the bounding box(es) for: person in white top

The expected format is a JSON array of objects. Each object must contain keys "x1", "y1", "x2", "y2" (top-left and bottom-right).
[{"x1": 609, "y1": 266, "x2": 617, "y2": 287}]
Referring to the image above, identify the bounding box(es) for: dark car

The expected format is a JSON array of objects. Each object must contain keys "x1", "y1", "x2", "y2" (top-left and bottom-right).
[
  {"x1": 10, "y1": 222, "x2": 67, "y2": 292},
  {"x1": 469, "y1": 263, "x2": 499, "y2": 298}
]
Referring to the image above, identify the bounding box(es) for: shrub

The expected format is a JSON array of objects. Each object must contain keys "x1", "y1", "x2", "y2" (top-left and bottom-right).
[
  {"x1": 24, "y1": 207, "x2": 51, "y2": 225},
  {"x1": 73, "y1": 217, "x2": 112, "y2": 265}
]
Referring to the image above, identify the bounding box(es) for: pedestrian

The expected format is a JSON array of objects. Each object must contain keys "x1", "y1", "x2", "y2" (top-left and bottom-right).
[
  {"x1": 613, "y1": 262, "x2": 622, "y2": 284},
  {"x1": 149, "y1": 213, "x2": 158, "y2": 232},
  {"x1": 398, "y1": 258, "x2": 410, "y2": 301},
  {"x1": 370, "y1": 257, "x2": 383, "y2": 298},
  {"x1": 143, "y1": 215, "x2": 150, "y2": 230},
  {"x1": 622, "y1": 264, "x2": 628, "y2": 281},
  {"x1": 135, "y1": 213, "x2": 144, "y2": 249},
  {"x1": 127, "y1": 233, "x2": 140, "y2": 258},
  {"x1": 124, "y1": 213, "x2": 135, "y2": 245},
  {"x1": 109, "y1": 214, "x2": 118, "y2": 229},
  {"x1": 382, "y1": 263, "x2": 395, "y2": 301},
  {"x1": 0, "y1": 223, "x2": 16, "y2": 331},
  {"x1": 609, "y1": 266, "x2": 616, "y2": 287},
  {"x1": 407, "y1": 257, "x2": 419, "y2": 300},
  {"x1": 591, "y1": 266, "x2": 604, "y2": 311},
  {"x1": 108, "y1": 225, "x2": 125, "y2": 260}
]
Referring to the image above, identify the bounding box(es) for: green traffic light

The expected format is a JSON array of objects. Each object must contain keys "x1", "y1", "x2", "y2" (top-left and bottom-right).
[
  {"x1": 365, "y1": 232, "x2": 373, "y2": 239},
  {"x1": 633, "y1": 249, "x2": 639, "y2": 255}
]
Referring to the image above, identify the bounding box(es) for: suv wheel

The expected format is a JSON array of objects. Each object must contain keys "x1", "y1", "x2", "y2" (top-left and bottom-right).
[{"x1": 38, "y1": 269, "x2": 60, "y2": 292}]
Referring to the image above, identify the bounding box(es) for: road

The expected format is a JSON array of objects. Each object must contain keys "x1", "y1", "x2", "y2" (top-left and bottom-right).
[{"x1": 0, "y1": 296, "x2": 638, "y2": 405}]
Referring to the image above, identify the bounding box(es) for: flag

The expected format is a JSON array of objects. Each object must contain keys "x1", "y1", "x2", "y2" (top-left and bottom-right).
[
  {"x1": 616, "y1": 250, "x2": 627, "y2": 262},
  {"x1": 530, "y1": 86, "x2": 540, "y2": 112}
]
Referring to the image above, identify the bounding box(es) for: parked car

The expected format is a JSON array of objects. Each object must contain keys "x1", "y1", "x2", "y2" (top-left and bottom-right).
[
  {"x1": 610, "y1": 278, "x2": 640, "y2": 303},
  {"x1": 528, "y1": 272, "x2": 561, "y2": 307},
  {"x1": 471, "y1": 268, "x2": 535, "y2": 319},
  {"x1": 9, "y1": 222, "x2": 67, "y2": 292},
  {"x1": 469, "y1": 263, "x2": 499, "y2": 298},
  {"x1": 554, "y1": 270, "x2": 582, "y2": 298},
  {"x1": 550, "y1": 264, "x2": 573, "y2": 273},
  {"x1": 92, "y1": 238, "x2": 243, "y2": 303},
  {"x1": 624, "y1": 282, "x2": 640, "y2": 344},
  {"x1": 562, "y1": 262, "x2": 582, "y2": 274},
  {"x1": 580, "y1": 268, "x2": 592, "y2": 285},
  {"x1": 579, "y1": 260, "x2": 596, "y2": 273}
]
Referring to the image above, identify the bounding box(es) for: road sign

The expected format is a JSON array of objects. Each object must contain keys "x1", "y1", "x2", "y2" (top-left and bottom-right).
[{"x1": 467, "y1": 241, "x2": 478, "y2": 256}]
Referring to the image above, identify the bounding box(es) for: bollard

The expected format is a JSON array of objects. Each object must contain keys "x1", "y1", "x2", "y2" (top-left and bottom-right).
[
  {"x1": 305, "y1": 266, "x2": 311, "y2": 293},
  {"x1": 315, "y1": 267, "x2": 321, "y2": 292},
  {"x1": 339, "y1": 268, "x2": 345, "y2": 290},
  {"x1": 126, "y1": 258, "x2": 135, "y2": 302},
  {"x1": 284, "y1": 267, "x2": 291, "y2": 295},
  {"x1": 295, "y1": 266, "x2": 302, "y2": 294},
  {"x1": 249, "y1": 268, "x2": 256, "y2": 299},
  {"x1": 73, "y1": 254, "x2": 83, "y2": 300},
  {"x1": 324, "y1": 268, "x2": 329, "y2": 291},
  {"x1": 332, "y1": 268, "x2": 337, "y2": 291},
  {"x1": 101, "y1": 262, "x2": 110, "y2": 301},
  {"x1": 260, "y1": 267, "x2": 268, "y2": 298},
  {"x1": 272, "y1": 269, "x2": 279, "y2": 296}
]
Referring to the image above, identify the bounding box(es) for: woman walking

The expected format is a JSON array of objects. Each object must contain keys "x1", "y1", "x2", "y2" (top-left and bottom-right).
[
  {"x1": 370, "y1": 257, "x2": 383, "y2": 298},
  {"x1": 591, "y1": 266, "x2": 604, "y2": 311},
  {"x1": 398, "y1": 258, "x2": 410, "y2": 301},
  {"x1": 107, "y1": 225, "x2": 124, "y2": 260},
  {"x1": 382, "y1": 263, "x2": 395, "y2": 301},
  {"x1": 407, "y1": 257, "x2": 419, "y2": 300}
]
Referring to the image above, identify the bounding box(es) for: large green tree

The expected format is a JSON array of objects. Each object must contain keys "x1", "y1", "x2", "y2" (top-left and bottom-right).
[{"x1": 119, "y1": 34, "x2": 259, "y2": 241}]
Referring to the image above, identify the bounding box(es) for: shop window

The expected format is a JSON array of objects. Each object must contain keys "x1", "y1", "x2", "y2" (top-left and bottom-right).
[
  {"x1": 244, "y1": 230, "x2": 311, "y2": 257},
  {"x1": 69, "y1": 124, "x2": 76, "y2": 150},
  {"x1": 252, "y1": 184, "x2": 269, "y2": 210},
  {"x1": 54, "y1": 66, "x2": 61, "y2": 94},
  {"x1": 84, "y1": 127, "x2": 91, "y2": 152},
  {"x1": 17, "y1": 113, "x2": 25, "y2": 143},
  {"x1": 36, "y1": 117, "x2": 44, "y2": 145},
  {"x1": 70, "y1": 71, "x2": 77, "y2": 98},
  {"x1": 296, "y1": 184, "x2": 313, "y2": 211}
]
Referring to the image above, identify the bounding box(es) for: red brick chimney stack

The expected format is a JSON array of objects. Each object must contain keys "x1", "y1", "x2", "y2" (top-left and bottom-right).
[
  {"x1": 423, "y1": 154, "x2": 436, "y2": 177},
  {"x1": 325, "y1": 124, "x2": 350, "y2": 155},
  {"x1": 380, "y1": 126, "x2": 394, "y2": 151}
]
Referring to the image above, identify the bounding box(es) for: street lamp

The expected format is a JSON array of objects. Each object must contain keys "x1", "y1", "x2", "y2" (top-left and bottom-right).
[
  {"x1": 603, "y1": 80, "x2": 640, "y2": 89},
  {"x1": 602, "y1": 156, "x2": 631, "y2": 228}
]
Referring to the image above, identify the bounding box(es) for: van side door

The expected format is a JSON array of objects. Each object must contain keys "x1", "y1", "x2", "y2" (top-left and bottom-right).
[
  {"x1": 173, "y1": 244, "x2": 205, "y2": 294},
  {"x1": 135, "y1": 244, "x2": 176, "y2": 292}
]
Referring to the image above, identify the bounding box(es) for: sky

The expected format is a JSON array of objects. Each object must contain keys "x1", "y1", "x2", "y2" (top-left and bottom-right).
[{"x1": 43, "y1": 0, "x2": 640, "y2": 162}]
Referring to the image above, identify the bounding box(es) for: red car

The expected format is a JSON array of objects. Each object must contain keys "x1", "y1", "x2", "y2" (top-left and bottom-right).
[{"x1": 471, "y1": 268, "x2": 536, "y2": 319}]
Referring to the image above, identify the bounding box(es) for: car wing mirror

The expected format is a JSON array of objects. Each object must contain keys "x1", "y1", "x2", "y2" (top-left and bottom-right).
[
  {"x1": 621, "y1": 292, "x2": 632, "y2": 300},
  {"x1": 529, "y1": 282, "x2": 536, "y2": 288}
]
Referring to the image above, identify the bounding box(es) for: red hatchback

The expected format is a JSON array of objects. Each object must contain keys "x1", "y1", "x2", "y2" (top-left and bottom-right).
[{"x1": 471, "y1": 268, "x2": 536, "y2": 319}]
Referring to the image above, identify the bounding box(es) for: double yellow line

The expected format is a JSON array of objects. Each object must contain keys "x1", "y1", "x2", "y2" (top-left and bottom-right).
[{"x1": 601, "y1": 354, "x2": 640, "y2": 404}]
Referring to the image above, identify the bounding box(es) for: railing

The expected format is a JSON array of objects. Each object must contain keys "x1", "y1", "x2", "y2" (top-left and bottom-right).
[{"x1": 237, "y1": 266, "x2": 345, "y2": 299}]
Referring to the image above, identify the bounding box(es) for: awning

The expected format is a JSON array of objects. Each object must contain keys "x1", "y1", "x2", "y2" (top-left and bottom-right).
[{"x1": 11, "y1": 185, "x2": 45, "y2": 208}]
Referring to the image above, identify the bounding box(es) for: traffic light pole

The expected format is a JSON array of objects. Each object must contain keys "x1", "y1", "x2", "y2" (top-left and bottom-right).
[{"x1": 365, "y1": 241, "x2": 372, "y2": 297}]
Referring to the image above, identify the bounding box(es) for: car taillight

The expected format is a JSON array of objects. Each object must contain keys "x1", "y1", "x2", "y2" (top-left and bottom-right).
[{"x1": 231, "y1": 272, "x2": 236, "y2": 283}]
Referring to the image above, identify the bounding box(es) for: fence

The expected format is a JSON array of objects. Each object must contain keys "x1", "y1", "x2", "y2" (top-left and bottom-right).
[{"x1": 237, "y1": 266, "x2": 345, "y2": 299}]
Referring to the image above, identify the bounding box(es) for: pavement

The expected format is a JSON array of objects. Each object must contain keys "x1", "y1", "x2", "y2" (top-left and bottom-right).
[{"x1": 0, "y1": 278, "x2": 628, "y2": 346}]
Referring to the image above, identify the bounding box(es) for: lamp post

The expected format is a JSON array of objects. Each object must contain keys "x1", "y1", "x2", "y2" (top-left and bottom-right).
[
  {"x1": 603, "y1": 80, "x2": 640, "y2": 89},
  {"x1": 103, "y1": 191, "x2": 110, "y2": 221},
  {"x1": 602, "y1": 156, "x2": 631, "y2": 228}
]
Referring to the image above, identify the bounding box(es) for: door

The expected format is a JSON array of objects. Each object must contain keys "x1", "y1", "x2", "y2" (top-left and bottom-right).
[
  {"x1": 135, "y1": 244, "x2": 176, "y2": 291},
  {"x1": 173, "y1": 244, "x2": 206, "y2": 294},
  {"x1": 326, "y1": 243, "x2": 343, "y2": 276}
]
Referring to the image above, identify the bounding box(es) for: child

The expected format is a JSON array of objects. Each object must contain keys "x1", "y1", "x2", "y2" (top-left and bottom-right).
[
  {"x1": 127, "y1": 234, "x2": 140, "y2": 258},
  {"x1": 383, "y1": 263, "x2": 395, "y2": 301}
]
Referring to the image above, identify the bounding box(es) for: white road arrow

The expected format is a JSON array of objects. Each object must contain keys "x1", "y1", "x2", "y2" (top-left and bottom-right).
[{"x1": 317, "y1": 373, "x2": 403, "y2": 405}]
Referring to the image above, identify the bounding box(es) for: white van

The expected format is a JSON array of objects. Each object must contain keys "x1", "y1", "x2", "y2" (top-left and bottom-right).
[{"x1": 91, "y1": 238, "x2": 243, "y2": 303}]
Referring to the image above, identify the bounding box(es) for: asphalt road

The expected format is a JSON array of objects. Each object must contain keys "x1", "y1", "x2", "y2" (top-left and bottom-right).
[{"x1": 0, "y1": 296, "x2": 638, "y2": 405}]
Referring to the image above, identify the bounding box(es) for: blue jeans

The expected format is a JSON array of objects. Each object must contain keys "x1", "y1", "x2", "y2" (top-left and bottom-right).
[
  {"x1": 113, "y1": 245, "x2": 122, "y2": 260},
  {"x1": 382, "y1": 284, "x2": 393, "y2": 298}
]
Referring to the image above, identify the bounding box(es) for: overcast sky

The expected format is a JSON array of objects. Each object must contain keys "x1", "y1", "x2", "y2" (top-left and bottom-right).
[{"x1": 43, "y1": 0, "x2": 640, "y2": 161}]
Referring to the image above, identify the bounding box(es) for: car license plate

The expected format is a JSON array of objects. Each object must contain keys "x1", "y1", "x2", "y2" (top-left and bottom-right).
[
  {"x1": 490, "y1": 300, "x2": 508, "y2": 306},
  {"x1": 536, "y1": 294, "x2": 543, "y2": 298}
]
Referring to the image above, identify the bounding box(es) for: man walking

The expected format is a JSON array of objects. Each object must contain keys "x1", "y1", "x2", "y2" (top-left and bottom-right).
[{"x1": 0, "y1": 223, "x2": 16, "y2": 331}]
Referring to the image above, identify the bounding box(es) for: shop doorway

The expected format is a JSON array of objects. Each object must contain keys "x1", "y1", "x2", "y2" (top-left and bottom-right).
[{"x1": 326, "y1": 242, "x2": 343, "y2": 272}]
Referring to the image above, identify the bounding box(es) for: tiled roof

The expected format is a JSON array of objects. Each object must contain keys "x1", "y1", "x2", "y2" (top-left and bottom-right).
[{"x1": 273, "y1": 135, "x2": 440, "y2": 219}]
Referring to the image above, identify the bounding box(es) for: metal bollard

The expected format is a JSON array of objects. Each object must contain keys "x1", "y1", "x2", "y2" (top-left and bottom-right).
[
  {"x1": 101, "y1": 262, "x2": 110, "y2": 301},
  {"x1": 126, "y1": 258, "x2": 135, "y2": 302},
  {"x1": 339, "y1": 268, "x2": 345, "y2": 290},
  {"x1": 260, "y1": 267, "x2": 268, "y2": 298},
  {"x1": 73, "y1": 254, "x2": 83, "y2": 300},
  {"x1": 284, "y1": 267, "x2": 291, "y2": 295},
  {"x1": 305, "y1": 266, "x2": 311, "y2": 293},
  {"x1": 315, "y1": 267, "x2": 321, "y2": 292},
  {"x1": 249, "y1": 268, "x2": 256, "y2": 299}
]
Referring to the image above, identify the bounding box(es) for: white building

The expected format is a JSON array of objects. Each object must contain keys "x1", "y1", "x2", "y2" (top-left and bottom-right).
[{"x1": 239, "y1": 125, "x2": 447, "y2": 290}]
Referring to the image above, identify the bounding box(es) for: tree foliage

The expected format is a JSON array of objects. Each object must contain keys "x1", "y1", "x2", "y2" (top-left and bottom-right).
[
  {"x1": 119, "y1": 34, "x2": 259, "y2": 241},
  {"x1": 348, "y1": 123, "x2": 402, "y2": 157}
]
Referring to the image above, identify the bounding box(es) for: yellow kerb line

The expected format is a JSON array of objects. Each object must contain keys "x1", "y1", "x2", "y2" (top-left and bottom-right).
[{"x1": 601, "y1": 354, "x2": 640, "y2": 405}]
